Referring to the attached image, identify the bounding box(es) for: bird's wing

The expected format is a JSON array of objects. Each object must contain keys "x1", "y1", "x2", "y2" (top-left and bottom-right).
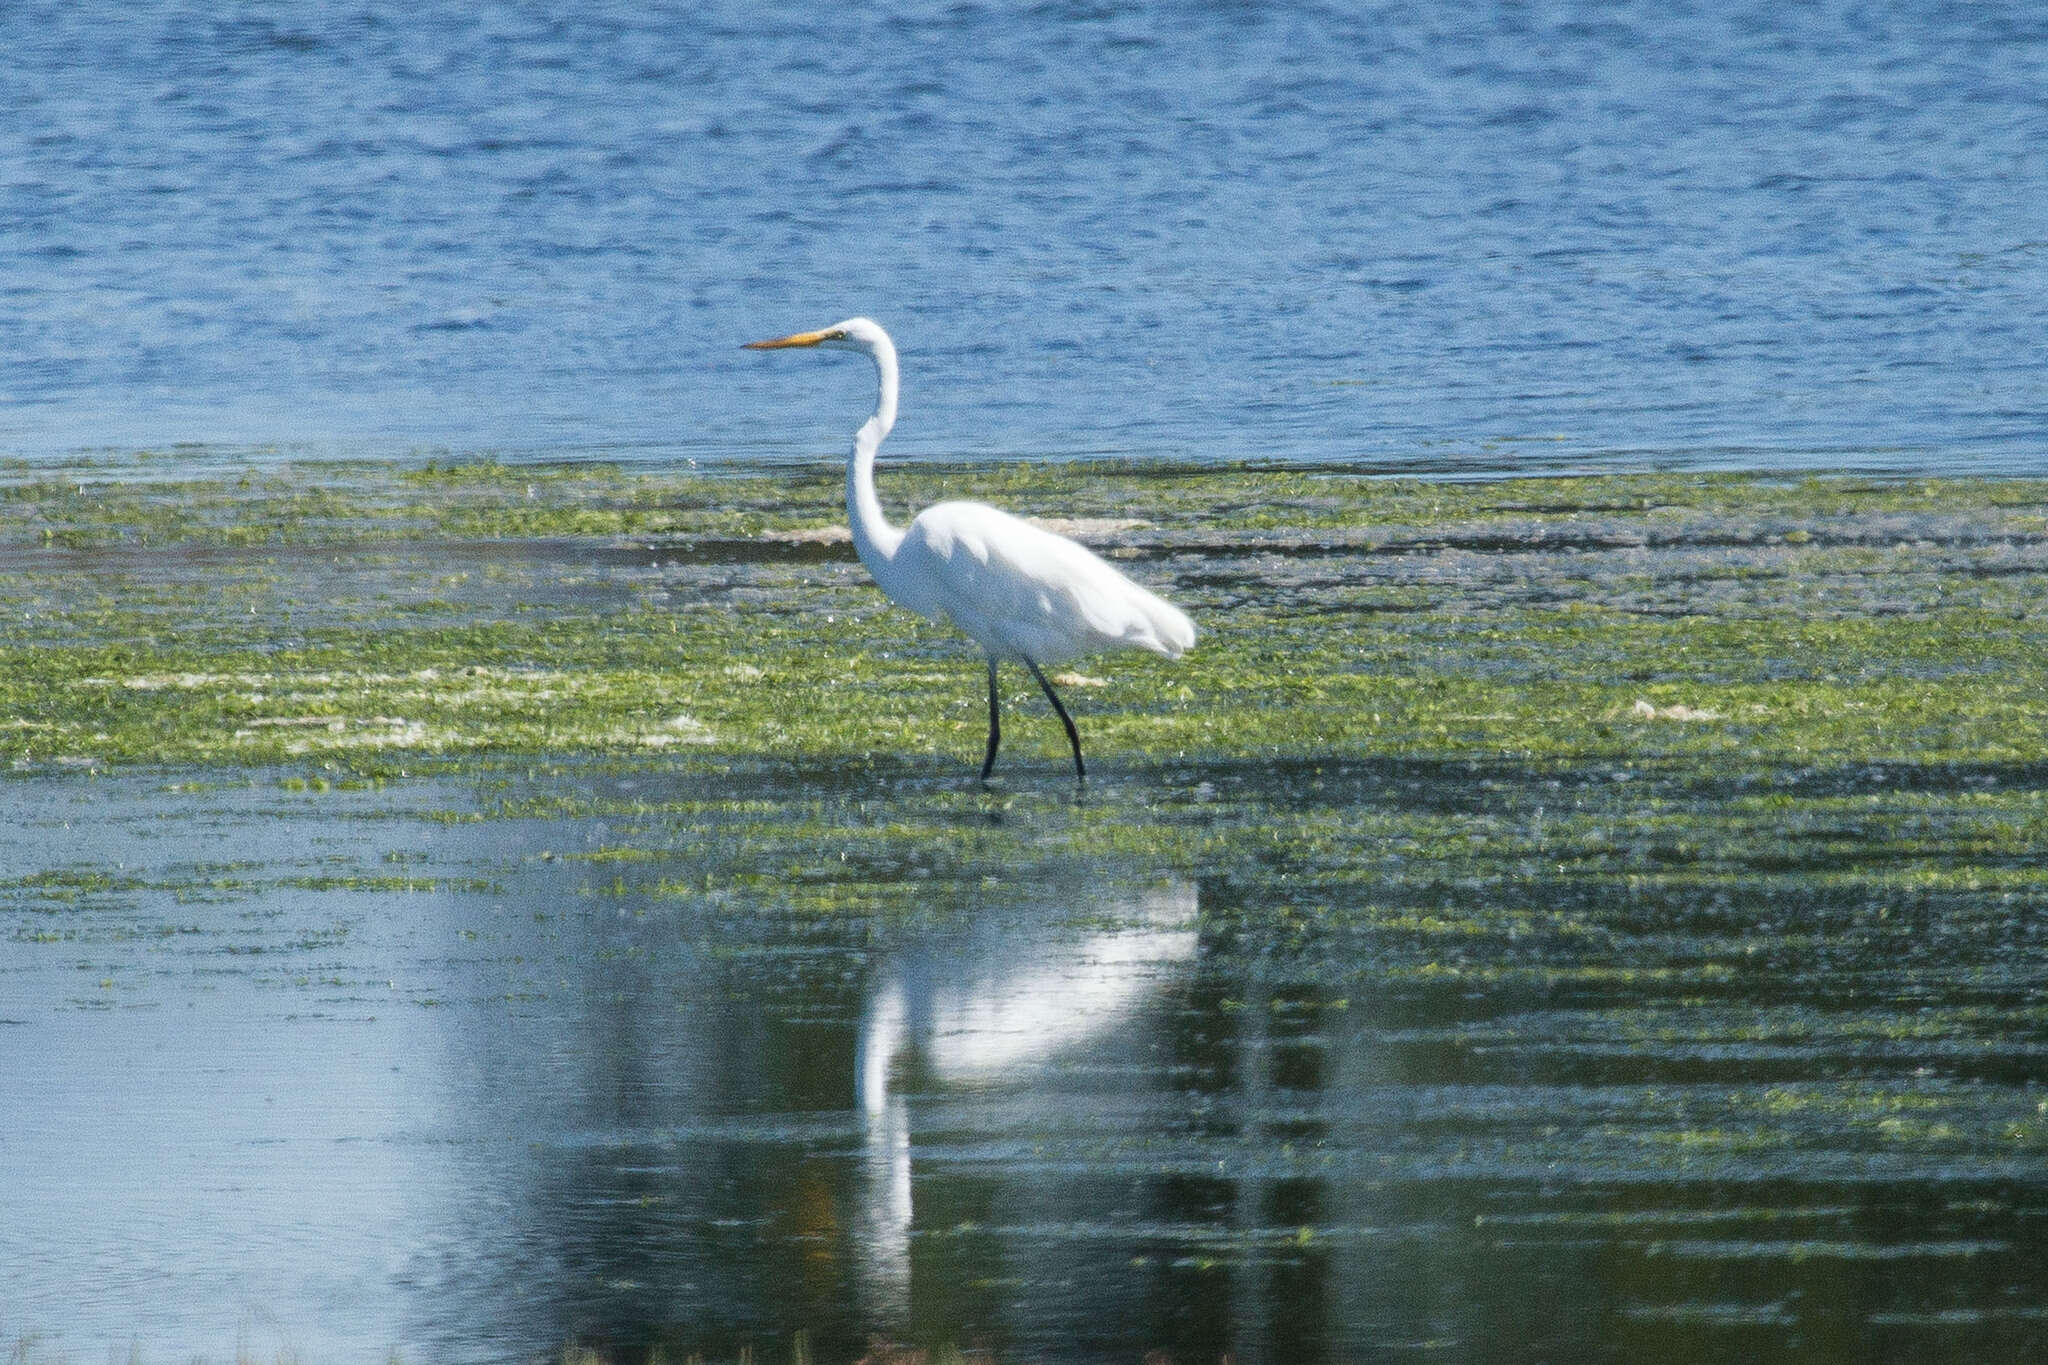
[{"x1": 898, "y1": 501, "x2": 1194, "y2": 663}]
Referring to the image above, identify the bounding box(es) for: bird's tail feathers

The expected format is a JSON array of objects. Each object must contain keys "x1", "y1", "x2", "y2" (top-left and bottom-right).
[{"x1": 1120, "y1": 590, "x2": 1196, "y2": 659}]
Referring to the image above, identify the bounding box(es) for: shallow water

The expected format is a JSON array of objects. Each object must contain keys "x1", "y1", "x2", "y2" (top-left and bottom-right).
[
  {"x1": 5, "y1": 463, "x2": 2047, "y2": 1361},
  {"x1": 6, "y1": 752, "x2": 2047, "y2": 1364},
  {"x1": 3, "y1": 2, "x2": 2047, "y2": 474}
]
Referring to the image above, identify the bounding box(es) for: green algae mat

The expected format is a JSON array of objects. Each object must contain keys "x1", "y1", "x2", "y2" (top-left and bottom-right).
[
  {"x1": 5, "y1": 459, "x2": 2044, "y2": 772},
  {"x1": 5, "y1": 458, "x2": 2048, "y2": 1363}
]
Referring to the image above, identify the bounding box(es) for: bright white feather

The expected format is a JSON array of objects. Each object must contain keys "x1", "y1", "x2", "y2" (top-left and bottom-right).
[{"x1": 897, "y1": 500, "x2": 1195, "y2": 665}]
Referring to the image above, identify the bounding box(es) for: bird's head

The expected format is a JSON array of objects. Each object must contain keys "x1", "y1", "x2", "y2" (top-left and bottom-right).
[{"x1": 742, "y1": 317, "x2": 888, "y2": 355}]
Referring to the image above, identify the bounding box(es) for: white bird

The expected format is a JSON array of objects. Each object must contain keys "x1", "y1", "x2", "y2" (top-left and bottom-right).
[{"x1": 744, "y1": 317, "x2": 1195, "y2": 780}]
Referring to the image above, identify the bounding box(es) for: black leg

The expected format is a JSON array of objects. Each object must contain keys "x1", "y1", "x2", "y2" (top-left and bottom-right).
[
  {"x1": 1024, "y1": 657, "x2": 1085, "y2": 781},
  {"x1": 980, "y1": 657, "x2": 1002, "y2": 780}
]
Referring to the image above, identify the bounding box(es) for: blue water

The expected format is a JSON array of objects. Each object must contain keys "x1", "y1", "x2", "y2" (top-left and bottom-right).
[{"x1": 3, "y1": 2, "x2": 2046, "y2": 474}]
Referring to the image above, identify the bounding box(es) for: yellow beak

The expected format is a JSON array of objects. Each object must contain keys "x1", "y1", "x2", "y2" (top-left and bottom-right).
[{"x1": 742, "y1": 327, "x2": 844, "y2": 350}]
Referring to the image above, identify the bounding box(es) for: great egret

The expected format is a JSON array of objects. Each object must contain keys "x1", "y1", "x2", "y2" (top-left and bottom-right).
[{"x1": 744, "y1": 318, "x2": 1195, "y2": 780}]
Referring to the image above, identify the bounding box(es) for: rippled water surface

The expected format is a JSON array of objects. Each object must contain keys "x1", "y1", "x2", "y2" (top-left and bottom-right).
[
  {"x1": 3, "y1": 1, "x2": 2046, "y2": 472},
  {"x1": 5, "y1": 7, "x2": 2048, "y2": 1361},
  {"x1": 7, "y1": 750, "x2": 2048, "y2": 1363}
]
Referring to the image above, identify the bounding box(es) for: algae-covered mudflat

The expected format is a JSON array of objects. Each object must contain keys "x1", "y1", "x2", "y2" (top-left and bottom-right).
[
  {"x1": 4, "y1": 458, "x2": 2047, "y2": 1364},
  {"x1": 6, "y1": 458, "x2": 2047, "y2": 770}
]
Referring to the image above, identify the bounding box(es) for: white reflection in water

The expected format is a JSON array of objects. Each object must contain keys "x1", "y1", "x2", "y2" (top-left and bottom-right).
[
  {"x1": 853, "y1": 880, "x2": 1200, "y2": 1317},
  {"x1": 0, "y1": 768, "x2": 1211, "y2": 1360}
]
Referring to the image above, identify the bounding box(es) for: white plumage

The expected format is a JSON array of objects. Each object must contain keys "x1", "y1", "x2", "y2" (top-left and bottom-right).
[
  {"x1": 745, "y1": 317, "x2": 1194, "y2": 779},
  {"x1": 895, "y1": 500, "x2": 1194, "y2": 663}
]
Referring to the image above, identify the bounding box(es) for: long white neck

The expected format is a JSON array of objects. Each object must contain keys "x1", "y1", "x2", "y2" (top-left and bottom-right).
[{"x1": 847, "y1": 328, "x2": 906, "y2": 573}]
